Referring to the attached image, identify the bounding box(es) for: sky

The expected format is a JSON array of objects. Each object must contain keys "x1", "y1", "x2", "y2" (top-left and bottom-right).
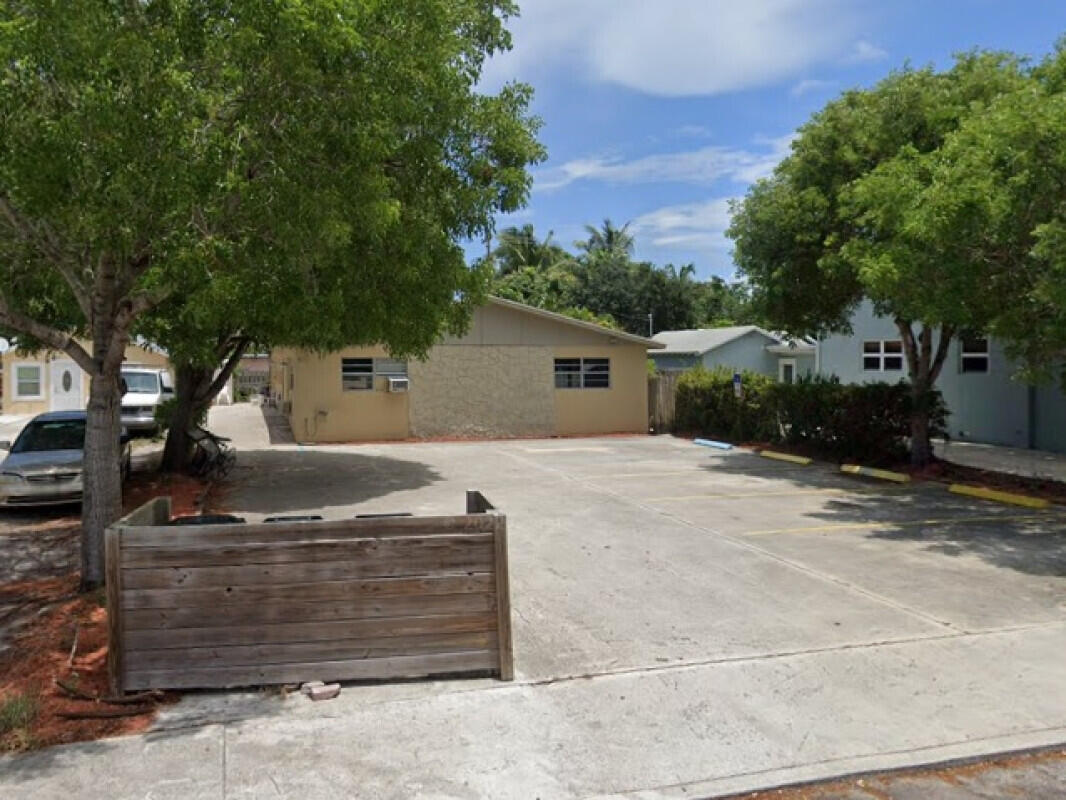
[{"x1": 474, "y1": 0, "x2": 1066, "y2": 279}]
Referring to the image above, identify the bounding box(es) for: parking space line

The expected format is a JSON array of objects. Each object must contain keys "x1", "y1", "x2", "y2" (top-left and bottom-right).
[
  {"x1": 641, "y1": 486, "x2": 916, "y2": 502},
  {"x1": 742, "y1": 513, "x2": 1055, "y2": 536}
]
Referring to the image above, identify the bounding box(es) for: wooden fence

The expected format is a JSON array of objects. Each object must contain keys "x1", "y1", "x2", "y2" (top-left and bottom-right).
[
  {"x1": 648, "y1": 371, "x2": 682, "y2": 433},
  {"x1": 105, "y1": 491, "x2": 512, "y2": 693}
]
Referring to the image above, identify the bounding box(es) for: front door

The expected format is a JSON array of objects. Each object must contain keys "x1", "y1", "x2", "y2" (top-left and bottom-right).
[
  {"x1": 778, "y1": 358, "x2": 797, "y2": 384},
  {"x1": 50, "y1": 360, "x2": 83, "y2": 411}
]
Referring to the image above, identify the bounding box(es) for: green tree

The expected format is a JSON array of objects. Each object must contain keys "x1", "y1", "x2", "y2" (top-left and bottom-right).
[
  {"x1": 728, "y1": 52, "x2": 1030, "y2": 464},
  {"x1": 900, "y1": 45, "x2": 1066, "y2": 381},
  {"x1": 0, "y1": 0, "x2": 542, "y2": 588}
]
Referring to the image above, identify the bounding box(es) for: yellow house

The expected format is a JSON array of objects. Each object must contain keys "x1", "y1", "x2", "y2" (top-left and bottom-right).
[
  {"x1": 271, "y1": 297, "x2": 663, "y2": 443},
  {"x1": 1, "y1": 340, "x2": 170, "y2": 417}
]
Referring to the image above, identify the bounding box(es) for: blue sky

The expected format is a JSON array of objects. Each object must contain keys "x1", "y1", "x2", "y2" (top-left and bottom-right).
[{"x1": 475, "y1": 0, "x2": 1066, "y2": 279}]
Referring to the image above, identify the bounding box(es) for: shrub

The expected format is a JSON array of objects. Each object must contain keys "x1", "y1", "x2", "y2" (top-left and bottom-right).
[
  {"x1": 674, "y1": 367, "x2": 778, "y2": 442},
  {"x1": 675, "y1": 369, "x2": 946, "y2": 465}
]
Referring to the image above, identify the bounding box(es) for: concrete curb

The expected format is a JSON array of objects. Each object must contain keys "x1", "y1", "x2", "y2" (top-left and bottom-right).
[
  {"x1": 759, "y1": 450, "x2": 812, "y2": 466},
  {"x1": 948, "y1": 483, "x2": 1051, "y2": 509},
  {"x1": 840, "y1": 464, "x2": 911, "y2": 484}
]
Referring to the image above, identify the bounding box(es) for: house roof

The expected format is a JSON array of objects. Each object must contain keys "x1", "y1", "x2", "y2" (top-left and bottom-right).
[
  {"x1": 650, "y1": 326, "x2": 781, "y2": 356},
  {"x1": 488, "y1": 296, "x2": 664, "y2": 348}
]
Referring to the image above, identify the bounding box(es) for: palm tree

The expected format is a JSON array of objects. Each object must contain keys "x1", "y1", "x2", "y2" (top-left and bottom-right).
[{"x1": 576, "y1": 218, "x2": 634, "y2": 257}]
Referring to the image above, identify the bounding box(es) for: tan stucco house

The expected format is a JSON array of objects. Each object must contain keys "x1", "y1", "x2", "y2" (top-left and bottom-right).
[
  {"x1": 1, "y1": 341, "x2": 170, "y2": 416},
  {"x1": 270, "y1": 297, "x2": 662, "y2": 443}
]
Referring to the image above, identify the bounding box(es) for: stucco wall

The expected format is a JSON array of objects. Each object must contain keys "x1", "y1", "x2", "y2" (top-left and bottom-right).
[
  {"x1": 554, "y1": 344, "x2": 648, "y2": 435},
  {"x1": 818, "y1": 300, "x2": 1037, "y2": 449},
  {"x1": 288, "y1": 345, "x2": 410, "y2": 443},
  {"x1": 700, "y1": 331, "x2": 779, "y2": 377},
  {"x1": 408, "y1": 346, "x2": 555, "y2": 438},
  {"x1": 2, "y1": 343, "x2": 169, "y2": 416},
  {"x1": 649, "y1": 353, "x2": 700, "y2": 372}
]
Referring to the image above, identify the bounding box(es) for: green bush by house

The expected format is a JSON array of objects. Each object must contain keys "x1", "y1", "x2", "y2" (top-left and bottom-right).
[{"x1": 674, "y1": 368, "x2": 946, "y2": 465}]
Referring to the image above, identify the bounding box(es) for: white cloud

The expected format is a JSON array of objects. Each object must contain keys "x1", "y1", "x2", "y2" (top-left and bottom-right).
[
  {"x1": 845, "y1": 39, "x2": 888, "y2": 64},
  {"x1": 790, "y1": 78, "x2": 835, "y2": 97},
  {"x1": 481, "y1": 0, "x2": 866, "y2": 97},
  {"x1": 536, "y1": 134, "x2": 794, "y2": 192},
  {"x1": 672, "y1": 125, "x2": 714, "y2": 140},
  {"x1": 631, "y1": 198, "x2": 736, "y2": 252}
]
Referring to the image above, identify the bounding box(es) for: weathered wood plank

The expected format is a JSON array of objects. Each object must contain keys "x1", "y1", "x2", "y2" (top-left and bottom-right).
[
  {"x1": 492, "y1": 514, "x2": 515, "y2": 681},
  {"x1": 115, "y1": 498, "x2": 172, "y2": 529},
  {"x1": 121, "y1": 514, "x2": 495, "y2": 547},
  {"x1": 125, "y1": 631, "x2": 498, "y2": 671},
  {"x1": 124, "y1": 612, "x2": 497, "y2": 650},
  {"x1": 124, "y1": 650, "x2": 498, "y2": 691},
  {"x1": 121, "y1": 574, "x2": 494, "y2": 609},
  {"x1": 124, "y1": 593, "x2": 496, "y2": 631},
  {"x1": 105, "y1": 526, "x2": 124, "y2": 695},
  {"x1": 121, "y1": 551, "x2": 495, "y2": 590},
  {"x1": 120, "y1": 534, "x2": 493, "y2": 569}
]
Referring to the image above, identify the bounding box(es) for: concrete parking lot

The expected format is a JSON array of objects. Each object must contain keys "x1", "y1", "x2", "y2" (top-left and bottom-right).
[{"x1": 3, "y1": 403, "x2": 1065, "y2": 798}]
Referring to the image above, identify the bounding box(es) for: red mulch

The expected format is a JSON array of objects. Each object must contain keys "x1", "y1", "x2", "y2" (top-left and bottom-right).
[
  {"x1": 0, "y1": 472, "x2": 207, "y2": 753},
  {"x1": 0, "y1": 575, "x2": 177, "y2": 752}
]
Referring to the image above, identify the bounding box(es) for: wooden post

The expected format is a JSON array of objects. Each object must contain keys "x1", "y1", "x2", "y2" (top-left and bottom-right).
[
  {"x1": 491, "y1": 512, "x2": 514, "y2": 680},
  {"x1": 104, "y1": 525, "x2": 125, "y2": 695}
]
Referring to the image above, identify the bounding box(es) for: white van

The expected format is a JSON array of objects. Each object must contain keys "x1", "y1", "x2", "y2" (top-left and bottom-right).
[{"x1": 120, "y1": 365, "x2": 174, "y2": 434}]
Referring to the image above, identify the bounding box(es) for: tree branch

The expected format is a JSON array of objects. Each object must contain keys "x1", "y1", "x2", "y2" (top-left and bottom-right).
[
  {"x1": 0, "y1": 294, "x2": 97, "y2": 376},
  {"x1": 0, "y1": 195, "x2": 92, "y2": 318},
  {"x1": 195, "y1": 337, "x2": 250, "y2": 406},
  {"x1": 896, "y1": 319, "x2": 919, "y2": 382},
  {"x1": 928, "y1": 325, "x2": 956, "y2": 385}
]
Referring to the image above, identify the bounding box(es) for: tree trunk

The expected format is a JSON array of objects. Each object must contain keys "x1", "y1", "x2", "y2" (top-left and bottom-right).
[
  {"x1": 80, "y1": 370, "x2": 123, "y2": 591},
  {"x1": 909, "y1": 381, "x2": 933, "y2": 467},
  {"x1": 160, "y1": 364, "x2": 214, "y2": 473},
  {"x1": 897, "y1": 320, "x2": 954, "y2": 469},
  {"x1": 160, "y1": 338, "x2": 248, "y2": 473}
]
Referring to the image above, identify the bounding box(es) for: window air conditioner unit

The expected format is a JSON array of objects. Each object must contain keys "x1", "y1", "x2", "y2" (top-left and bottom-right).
[{"x1": 387, "y1": 376, "x2": 409, "y2": 393}]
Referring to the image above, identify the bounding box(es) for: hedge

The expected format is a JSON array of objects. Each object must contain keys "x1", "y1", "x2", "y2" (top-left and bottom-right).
[{"x1": 673, "y1": 367, "x2": 946, "y2": 465}]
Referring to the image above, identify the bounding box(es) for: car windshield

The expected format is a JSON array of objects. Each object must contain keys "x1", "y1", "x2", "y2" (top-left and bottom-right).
[
  {"x1": 123, "y1": 371, "x2": 159, "y2": 394},
  {"x1": 12, "y1": 420, "x2": 85, "y2": 453}
]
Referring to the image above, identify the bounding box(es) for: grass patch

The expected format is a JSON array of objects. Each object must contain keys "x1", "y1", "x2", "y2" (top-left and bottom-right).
[
  {"x1": 1, "y1": 691, "x2": 41, "y2": 752},
  {"x1": 0, "y1": 691, "x2": 40, "y2": 740}
]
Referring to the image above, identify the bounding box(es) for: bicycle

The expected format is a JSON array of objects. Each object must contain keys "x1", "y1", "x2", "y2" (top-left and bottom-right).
[{"x1": 187, "y1": 426, "x2": 237, "y2": 480}]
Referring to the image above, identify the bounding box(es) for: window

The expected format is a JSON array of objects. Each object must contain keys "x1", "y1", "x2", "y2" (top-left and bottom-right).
[
  {"x1": 960, "y1": 336, "x2": 989, "y2": 373},
  {"x1": 14, "y1": 364, "x2": 42, "y2": 399},
  {"x1": 341, "y1": 358, "x2": 373, "y2": 391},
  {"x1": 554, "y1": 357, "x2": 610, "y2": 389},
  {"x1": 862, "y1": 340, "x2": 904, "y2": 372},
  {"x1": 374, "y1": 358, "x2": 407, "y2": 376}
]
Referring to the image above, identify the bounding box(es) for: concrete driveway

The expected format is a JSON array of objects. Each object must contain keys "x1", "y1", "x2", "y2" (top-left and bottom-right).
[{"x1": 4, "y1": 403, "x2": 1065, "y2": 798}]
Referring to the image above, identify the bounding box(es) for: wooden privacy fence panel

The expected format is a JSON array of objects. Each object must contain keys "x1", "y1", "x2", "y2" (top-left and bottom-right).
[
  {"x1": 106, "y1": 492, "x2": 512, "y2": 693},
  {"x1": 648, "y1": 371, "x2": 681, "y2": 432}
]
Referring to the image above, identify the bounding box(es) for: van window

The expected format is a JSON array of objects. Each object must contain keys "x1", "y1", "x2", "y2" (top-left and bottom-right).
[{"x1": 123, "y1": 371, "x2": 161, "y2": 393}]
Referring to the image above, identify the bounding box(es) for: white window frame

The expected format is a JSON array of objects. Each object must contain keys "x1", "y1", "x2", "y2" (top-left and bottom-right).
[
  {"x1": 778, "y1": 358, "x2": 797, "y2": 384},
  {"x1": 13, "y1": 362, "x2": 44, "y2": 400},
  {"x1": 341, "y1": 357, "x2": 374, "y2": 392},
  {"x1": 960, "y1": 336, "x2": 990, "y2": 374},
  {"x1": 554, "y1": 357, "x2": 610, "y2": 389},
  {"x1": 862, "y1": 340, "x2": 904, "y2": 372}
]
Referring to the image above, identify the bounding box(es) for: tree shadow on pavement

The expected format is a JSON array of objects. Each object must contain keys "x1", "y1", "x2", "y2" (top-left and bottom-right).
[
  {"x1": 213, "y1": 448, "x2": 443, "y2": 517},
  {"x1": 696, "y1": 450, "x2": 1066, "y2": 578}
]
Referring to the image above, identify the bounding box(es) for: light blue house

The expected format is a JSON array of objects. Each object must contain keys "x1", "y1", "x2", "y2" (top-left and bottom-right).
[
  {"x1": 651, "y1": 326, "x2": 816, "y2": 383},
  {"x1": 817, "y1": 301, "x2": 1066, "y2": 453}
]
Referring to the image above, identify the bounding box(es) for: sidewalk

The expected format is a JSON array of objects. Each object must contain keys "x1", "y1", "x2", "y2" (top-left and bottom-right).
[{"x1": 935, "y1": 439, "x2": 1066, "y2": 482}]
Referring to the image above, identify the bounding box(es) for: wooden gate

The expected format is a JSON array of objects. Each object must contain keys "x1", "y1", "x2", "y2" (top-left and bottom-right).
[
  {"x1": 648, "y1": 371, "x2": 681, "y2": 433},
  {"x1": 106, "y1": 491, "x2": 512, "y2": 692}
]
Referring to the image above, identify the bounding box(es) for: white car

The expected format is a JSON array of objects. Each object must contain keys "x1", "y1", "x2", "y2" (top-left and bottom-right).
[{"x1": 120, "y1": 366, "x2": 174, "y2": 434}]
